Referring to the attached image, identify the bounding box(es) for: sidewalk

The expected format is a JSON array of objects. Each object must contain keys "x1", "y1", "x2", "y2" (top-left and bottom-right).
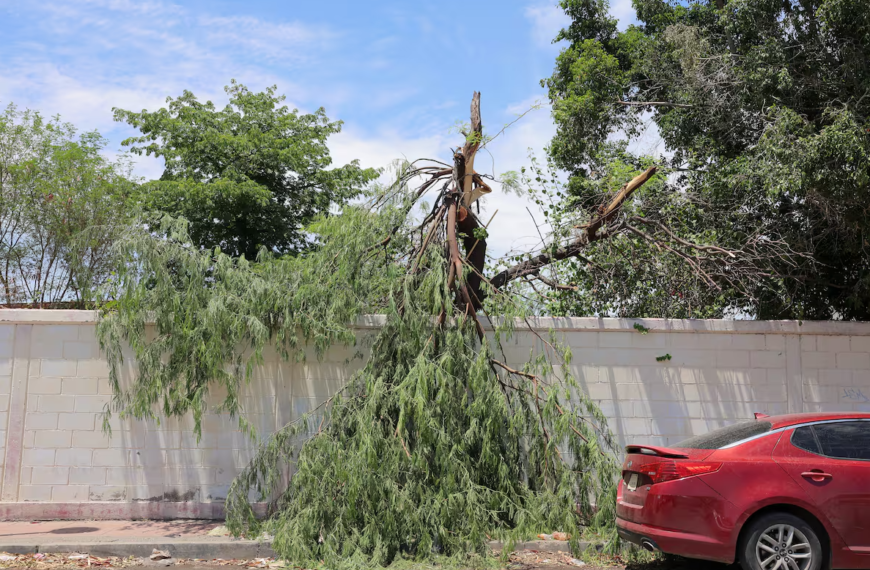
[{"x1": 0, "y1": 520, "x2": 276, "y2": 559}]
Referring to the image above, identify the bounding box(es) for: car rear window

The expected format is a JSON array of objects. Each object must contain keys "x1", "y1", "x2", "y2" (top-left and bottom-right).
[
  {"x1": 791, "y1": 426, "x2": 820, "y2": 454},
  {"x1": 674, "y1": 420, "x2": 773, "y2": 450}
]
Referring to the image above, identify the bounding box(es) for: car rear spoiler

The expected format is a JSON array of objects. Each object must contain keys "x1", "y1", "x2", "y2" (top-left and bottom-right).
[{"x1": 625, "y1": 444, "x2": 690, "y2": 458}]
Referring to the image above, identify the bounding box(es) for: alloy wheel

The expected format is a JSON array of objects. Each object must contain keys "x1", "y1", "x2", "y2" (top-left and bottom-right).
[{"x1": 756, "y1": 524, "x2": 813, "y2": 570}]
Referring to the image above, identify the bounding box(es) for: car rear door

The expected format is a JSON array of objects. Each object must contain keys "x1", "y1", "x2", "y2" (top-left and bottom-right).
[{"x1": 773, "y1": 421, "x2": 870, "y2": 553}]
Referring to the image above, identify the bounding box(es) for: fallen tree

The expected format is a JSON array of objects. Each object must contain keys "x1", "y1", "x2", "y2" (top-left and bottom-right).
[{"x1": 97, "y1": 92, "x2": 778, "y2": 567}]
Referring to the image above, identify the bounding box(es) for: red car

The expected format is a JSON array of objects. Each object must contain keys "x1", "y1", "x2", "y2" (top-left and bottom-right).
[{"x1": 617, "y1": 412, "x2": 870, "y2": 570}]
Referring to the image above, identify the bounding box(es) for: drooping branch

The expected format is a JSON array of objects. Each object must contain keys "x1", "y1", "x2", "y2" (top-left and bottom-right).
[{"x1": 398, "y1": 96, "x2": 766, "y2": 311}]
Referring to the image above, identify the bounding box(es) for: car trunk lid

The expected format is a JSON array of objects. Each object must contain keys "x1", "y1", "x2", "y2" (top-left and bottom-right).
[{"x1": 619, "y1": 446, "x2": 721, "y2": 514}]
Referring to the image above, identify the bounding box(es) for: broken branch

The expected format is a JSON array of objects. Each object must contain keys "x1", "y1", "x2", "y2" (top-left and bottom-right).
[{"x1": 490, "y1": 167, "x2": 658, "y2": 289}]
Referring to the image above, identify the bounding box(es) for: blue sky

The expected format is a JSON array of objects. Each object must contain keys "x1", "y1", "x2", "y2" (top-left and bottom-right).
[{"x1": 0, "y1": 0, "x2": 642, "y2": 257}]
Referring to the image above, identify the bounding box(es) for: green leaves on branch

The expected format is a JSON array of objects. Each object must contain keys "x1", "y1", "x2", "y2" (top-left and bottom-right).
[
  {"x1": 223, "y1": 259, "x2": 618, "y2": 566},
  {"x1": 97, "y1": 202, "x2": 410, "y2": 439}
]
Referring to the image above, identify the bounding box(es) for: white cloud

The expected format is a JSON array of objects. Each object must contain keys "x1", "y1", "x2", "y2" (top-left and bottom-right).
[
  {"x1": 524, "y1": 2, "x2": 570, "y2": 48},
  {"x1": 198, "y1": 16, "x2": 337, "y2": 64},
  {"x1": 75, "y1": 0, "x2": 184, "y2": 16},
  {"x1": 330, "y1": 127, "x2": 450, "y2": 174},
  {"x1": 0, "y1": 63, "x2": 168, "y2": 135},
  {"x1": 611, "y1": 0, "x2": 639, "y2": 30},
  {"x1": 479, "y1": 98, "x2": 557, "y2": 259},
  {"x1": 0, "y1": 0, "x2": 323, "y2": 142}
]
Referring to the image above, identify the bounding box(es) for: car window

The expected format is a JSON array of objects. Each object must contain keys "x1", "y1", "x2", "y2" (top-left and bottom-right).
[
  {"x1": 813, "y1": 422, "x2": 870, "y2": 461},
  {"x1": 674, "y1": 420, "x2": 773, "y2": 450},
  {"x1": 791, "y1": 426, "x2": 820, "y2": 454}
]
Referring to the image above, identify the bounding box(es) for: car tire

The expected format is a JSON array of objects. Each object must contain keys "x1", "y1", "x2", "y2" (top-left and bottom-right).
[{"x1": 739, "y1": 512, "x2": 824, "y2": 570}]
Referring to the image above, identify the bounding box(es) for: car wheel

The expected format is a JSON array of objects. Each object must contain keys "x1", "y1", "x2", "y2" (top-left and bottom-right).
[{"x1": 739, "y1": 512, "x2": 823, "y2": 570}]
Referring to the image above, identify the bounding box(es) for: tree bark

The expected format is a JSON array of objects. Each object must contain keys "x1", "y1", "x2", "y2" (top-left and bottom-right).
[
  {"x1": 457, "y1": 208, "x2": 486, "y2": 309},
  {"x1": 446, "y1": 194, "x2": 485, "y2": 337}
]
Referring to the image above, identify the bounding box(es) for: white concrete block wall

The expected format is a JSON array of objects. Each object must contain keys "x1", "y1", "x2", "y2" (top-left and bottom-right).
[{"x1": 0, "y1": 311, "x2": 868, "y2": 520}]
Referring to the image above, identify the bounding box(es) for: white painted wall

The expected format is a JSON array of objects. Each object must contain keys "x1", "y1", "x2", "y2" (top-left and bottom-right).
[{"x1": 0, "y1": 311, "x2": 868, "y2": 520}]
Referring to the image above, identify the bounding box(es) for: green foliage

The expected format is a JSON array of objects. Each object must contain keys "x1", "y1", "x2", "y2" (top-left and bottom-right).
[
  {"x1": 226, "y1": 275, "x2": 617, "y2": 566},
  {"x1": 0, "y1": 103, "x2": 139, "y2": 306},
  {"x1": 98, "y1": 203, "x2": 407, "y2": 436},
  {"x1": 97, "y1": 177, "x2": 619, "y2": 567},
  {"x1": 496, "y1": 149, "x2": 748, "y2": 319},
  {"x1": 655, "y1": 354, "x2": 671, "y2": 362},
  {"x1": 544, "y1": 0, "x2": 870, "y2": 319},
  {"x1": 498, "y1": 171, "x2": 524, "y2": 196},
  {"x1": 632, "y1": 323, "x2": 649, "y2": 334},
  {"x1": 114, "y1": 81, "x2": 378, "y2": 259}
]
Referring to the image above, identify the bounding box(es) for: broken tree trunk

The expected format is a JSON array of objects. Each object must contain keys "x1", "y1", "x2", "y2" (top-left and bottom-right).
[{"x1": 447, "y1": 92, "x2": 489, "y2": 309}]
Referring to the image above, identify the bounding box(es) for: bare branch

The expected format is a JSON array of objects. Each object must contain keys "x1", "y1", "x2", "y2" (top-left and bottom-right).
[
  {"x1": 530, "y1": 270, "x2": 579, "y2": 291},
  {"x1": 623, "y1": 223, "x2": 720, "y2": 289},
  {"x1": 630, "y1": 216, "x2": 738, "y2": 257},
  {"x1": 615, "y1": 101, "x2": 697, "y2": 109}
]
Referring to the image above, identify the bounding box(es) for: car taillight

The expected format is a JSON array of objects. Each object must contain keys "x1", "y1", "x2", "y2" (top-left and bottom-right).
[{"x1": 644, "y1": 460, "x2": 722, "y2": 484}]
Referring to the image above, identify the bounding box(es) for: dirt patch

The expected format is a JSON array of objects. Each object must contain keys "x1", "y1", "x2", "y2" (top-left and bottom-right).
[{"x1": 507, "y1": 550, "x2": 619, "y2": 570}]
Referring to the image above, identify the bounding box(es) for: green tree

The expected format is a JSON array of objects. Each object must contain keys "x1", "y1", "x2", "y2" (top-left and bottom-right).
[
  {"x1": 0, "y1": 104, "x2": 138, "y2": 306},
  {"x1": 114, "y1": 81, "x2": 378, "y2": 259},
  {"x1": 542, "y1": 0, "x2": 870, "y2": 320}
]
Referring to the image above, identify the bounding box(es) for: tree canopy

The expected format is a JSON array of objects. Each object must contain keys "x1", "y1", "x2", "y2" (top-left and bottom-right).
[
  {"x1": 543, "y1": 0, "x2": 870, "y2": 320},
  {"x1": 0, "y1": 104, "x2": 138, "y2": 306},
  {"x1": 114, "y1": 81, "x2": 378, "y2": 259}
]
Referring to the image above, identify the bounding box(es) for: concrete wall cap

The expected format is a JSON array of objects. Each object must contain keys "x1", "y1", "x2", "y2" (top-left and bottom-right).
[{"x1": 2, "y1": 310, "x2": 870, "y2": 336}]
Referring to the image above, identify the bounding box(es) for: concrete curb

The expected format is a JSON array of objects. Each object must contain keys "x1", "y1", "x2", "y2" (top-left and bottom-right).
[
  {"x1": 0, "y1": 538, "x2": 596, "y2": 560},
  {"x1": 0, "y1": 539, "x2": 276, "y2": 560}
]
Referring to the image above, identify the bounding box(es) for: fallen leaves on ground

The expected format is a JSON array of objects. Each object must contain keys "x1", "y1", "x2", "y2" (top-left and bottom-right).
[
  {"x1": 206, "y1": 526, "x2": 230, "y2": 537},
  {"x1": 0, "y1": 552, "x2": 142, "y2": 569},
  {"x1": 0, "y1": 553, "x2": 302, "y2": 570},
  {"x1": 535, "y1": 533, "x2": 571, "y2": 542},
  {"x1": 168, "y1": 558, "x2": 305, "y2": 569},
  {"x1": 0, "y1": 551, "x2": 634, "y2": 570}
]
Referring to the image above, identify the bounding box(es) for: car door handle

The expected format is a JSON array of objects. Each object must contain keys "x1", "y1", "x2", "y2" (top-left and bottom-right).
[{"x1": 801, "y1": 471, "x2": 833, "y2": 482}]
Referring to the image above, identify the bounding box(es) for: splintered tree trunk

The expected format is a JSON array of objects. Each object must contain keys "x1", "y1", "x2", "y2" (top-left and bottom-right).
[{"x1": 448, "y1": 92, "x2": 488, "y2": 309}]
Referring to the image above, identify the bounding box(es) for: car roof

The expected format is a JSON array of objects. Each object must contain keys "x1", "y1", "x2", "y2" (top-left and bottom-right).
[{"x1": 763, "y1": 411, "x2": 870, "y2": 429}]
